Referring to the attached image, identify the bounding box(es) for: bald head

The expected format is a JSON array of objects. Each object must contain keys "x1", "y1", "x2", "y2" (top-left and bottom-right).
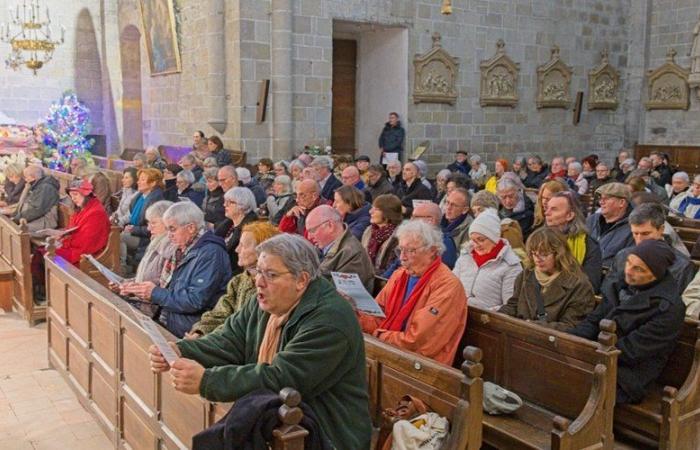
[
  {"x1": 23, "y1": 165, "x2": 44, "y2": 183},
  {"x1": 295, "y1": 178, "x2": 320, "y2": 209},
  {"x1": 412, "y1": 202, "x2": 442, "y2": 226},
  {"x1": 217, "y1": 165, "x2": 238, "y2": 192},
  {"x1": 305, "y1": 205, "x2": 343, "y2": 248},
  {"x1": 341, "y1": 166, "x2": 360, "y2": 186}
]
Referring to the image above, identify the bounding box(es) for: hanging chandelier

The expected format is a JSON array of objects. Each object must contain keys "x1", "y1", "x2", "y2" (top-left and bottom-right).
[{"x1": 0, "y1": 0, "x2": 64, "y2": 75}]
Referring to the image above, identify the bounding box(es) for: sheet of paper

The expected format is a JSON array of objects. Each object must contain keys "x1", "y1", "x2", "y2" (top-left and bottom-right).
[
  {"x1": 412, "y1": 199, "x2": 432, "y2": 208},
  {"x1": 135, "y1": 313, "x2": 180, "y2": 365},
  {"x1": 31, "y1": 226, "x2": 78, "y2": 237},
  {"x1": 381, "y1": 152, "x2": 399, "y2": 164},
  {"x1": 84, "y1": 254, "x2": 125, "y2": 285},
  {"x1": 331, "y1": 272, "x2": 385, "y2": 318}
]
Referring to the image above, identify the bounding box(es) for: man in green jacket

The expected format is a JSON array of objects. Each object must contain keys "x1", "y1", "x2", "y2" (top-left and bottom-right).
[{"x1": 149, "y1": 233, "x2": 371, "y2": 449}]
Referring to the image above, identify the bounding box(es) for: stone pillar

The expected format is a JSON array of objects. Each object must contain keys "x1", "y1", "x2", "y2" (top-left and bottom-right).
[
  {"x1": 623, "y1": 0, "x2": 652, "y2": 147},
  {"x1": 271, "y1": 0, "x2": 293, "y2": 159},
  {"x1": 207, "y1": 0, "x2": 227, "y2": 133}
]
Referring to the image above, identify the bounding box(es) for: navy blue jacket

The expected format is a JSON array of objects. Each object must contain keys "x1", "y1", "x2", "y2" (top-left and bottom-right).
[
  {"x1": 320, "y1": 174, "x2": 342, "y2": 202},
  {"x1": 344, "y1": 203, "x2": 371, "y2": 240},
  {"x1": 378, "y1": 121, "x2": 405, "y2": 155},
  {"x1": 151, "y1": 230, "x2": 232, "y2": 338},
  {"x1": 243, "y1": 180, "x2": 267, "y2": 206},
  {"x1": 178, "y1": 186, "x2": 205, "y2": 208}
]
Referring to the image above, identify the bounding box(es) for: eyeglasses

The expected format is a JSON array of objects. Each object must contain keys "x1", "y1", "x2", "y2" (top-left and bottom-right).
[
  {"x1": 306, "y1": 220, "x2": 330, "y2": 234},
  {"x1": 394, "y1": 245, "x2": 427, "y2": 258},
  {"x1": 249, "y1": 267, "x2": 291, "y2": 282},
  {"x1": 167, "y1": 223, "x2": 193, "y2": 234},
  {"x1": 224, "y1": 200, "x2": 239, "y2": 206},
  {"x1": 444, "y1": 200, "x2": 467, "y2": 209},
  {"x1": 530, "y1": 251, "x2": 553, "y2": 260}
]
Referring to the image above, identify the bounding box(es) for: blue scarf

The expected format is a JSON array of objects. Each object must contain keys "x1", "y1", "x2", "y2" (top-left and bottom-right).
[{"x1": 679, "y1": 195, "x2": 700, "y2": 219}]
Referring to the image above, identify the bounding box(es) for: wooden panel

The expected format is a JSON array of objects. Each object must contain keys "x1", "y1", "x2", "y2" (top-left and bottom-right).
[
  {"x1": 67, "y1": 286, "x2": 90, "y2": 345},
  {"x1": 122, "y1": 321, "x2": 156, "y2": 412},
  {"x1": 380, "y1": 366, "x2": 461, "y2": 419},
  {"x1": 160, "y1": 377, "x2": 207, "y2": 447},
  {"x1": 68, "y1": 339, "x2": 90, "y2": 395},
  {"x1": 49, "y1": 319, "x2": 68, "y2": 367},
  {"x1": 49, "y1": 273, "x2": 67, "y2": 322},
  {"x1": 92, "y1": 304, "x2": 117, "y2": 373},
  {"x1": 10, "y1": 237, "x2": 22, "y2": 270},
  {"x1": 122, "y1": 396, "x2": 157, "y2": 450},
  {"x1": 92, "y1": 365, "x2": 117, "y2": 432},
  {"x1": 331, "y1": 39, "x2": 357, "y2": 155}
]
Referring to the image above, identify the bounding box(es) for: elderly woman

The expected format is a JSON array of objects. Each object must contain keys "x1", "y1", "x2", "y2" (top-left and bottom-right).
[
  {"x1": 145, "y1": 146, "x2": 167, "y2": 171},
  {"x1": 395, "y1": 161, "x2": 432, "y2": 218},
  {"x1": 469, "y1": 155, "x2": 489, "y2": 188},
  {"x1": 149, "y1": 233, "x2": 371, "y2": 448},
  {"x1": 121, "y1": 168, "x2": 165, "y2": 273},
  {"x1": 512, "y1": 157, "x2": 528, "y2": 181},
  {"x1": 678, "y1": 174, "x2": 700, "y2": 219},
  {"x1": 215, "y1": 187, "x2": 259, "y2": 274},
  {"x1": 434, "y1": 169, "x2": 452, "y2": 204},
  {"x1": 533, "y1": 179, "x2": 569, "y2": 229},
  {"x1": 453, "y1": 210, "x2": 522, "y2": 310},
  {"x1": 668, "y1": 171, "x2": 690, "y2": 213},
  {"x1": 186, "y1": 221, "x2": 280, "y2": 338},
  {"x1": 361, "y1": 193, "x2": 403, "y2": 275},
  {"x1": 273, "y1": 160, "x2": 290, "y2": 177},
  {"x1": 175, "y1": 169, "x2": 204, "y2": 207},
  {"x1": 289, "y1": 159, "x2": 306, "y2": 190},
  {"x1": 113, "y1": 167, "x2": 139, "y2": 227},
  {"x1": 266, "y1": 175, "x2": 294, "y2": 226},
  {"x1": 132, "y1": 153, "x2": 147, "y2": 171},
  {"x1": 122, "y1": 202, "x2": 231, "y2": 338},
  {"x1": 333, "y1": 185, "x2": 370, "y2": 240},
  {"x1": 497, "y1": 177, "x2": 534, "y2": 239},
  {"x1": 568, "y1": 161, "x2": 588, "y2": 195},
  {"x1": 499, "y1": 227, "x2": 594, "y2": 331},
  {"x1": 471, "y1": 189, "x2": 525, "y2": 256},
  {"x1": 485, "y1": 159, "x2": 509, "y2": 193},
  {"x1": 202, "y1": 168, "x2": 225, "y2": 226},
  {"x1": 0, "y1": 162, "x2": 25, "y2": 208}
]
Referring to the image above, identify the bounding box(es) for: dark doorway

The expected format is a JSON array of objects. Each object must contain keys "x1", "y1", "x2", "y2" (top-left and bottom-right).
[{"x1": 331, "y1": 39, "x2": 357, "y2": 156}]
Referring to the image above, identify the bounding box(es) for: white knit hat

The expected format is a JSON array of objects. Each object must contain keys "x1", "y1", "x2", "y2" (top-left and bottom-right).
[{"x1": 469, "y1": 210, "x2": 501, "y2": 243}]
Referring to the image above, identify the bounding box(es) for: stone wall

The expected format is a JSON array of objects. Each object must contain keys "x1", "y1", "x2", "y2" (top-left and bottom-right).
[{"x1": 640, "y1": 0, "x2": 700, "y2": 145}]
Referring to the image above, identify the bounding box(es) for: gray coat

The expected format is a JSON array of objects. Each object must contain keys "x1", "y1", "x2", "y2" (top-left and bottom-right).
[
  {"x1": 14, "y1": 175, "x2": 59, "y2": 228},
  {"x1": 321, "y1": 228, "x2": 374, "y2": 293}
]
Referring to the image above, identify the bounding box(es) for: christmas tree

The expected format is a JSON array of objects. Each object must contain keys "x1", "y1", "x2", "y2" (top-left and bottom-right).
[{"x1": 42, "y1": 91, "x2": 94, "y2": 170}]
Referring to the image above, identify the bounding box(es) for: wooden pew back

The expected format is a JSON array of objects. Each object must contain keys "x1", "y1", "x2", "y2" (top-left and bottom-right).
[
  {"x1": 463, "y1": 307, "x2": 618, "y2": 449},
  {"x1": 45, "y1": 252, "x2": 308, "y2": 449},
  {"x1": 0, "y1": 215, "x2": 39, "y2": 323},
  {"x1": 634, "y1": 144, "x2": 700, "y2": 176},
  {"x1": 364, "y1": 336, "x2": 483, "y2": 450},
  {"x1": 78, "y1": 221, "x2": 122, "y2": 285}
]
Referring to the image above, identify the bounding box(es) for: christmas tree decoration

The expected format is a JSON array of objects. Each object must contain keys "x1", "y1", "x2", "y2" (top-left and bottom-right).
[{"x1": 42, "y1": 90, "x2": 93, "y2": 169}]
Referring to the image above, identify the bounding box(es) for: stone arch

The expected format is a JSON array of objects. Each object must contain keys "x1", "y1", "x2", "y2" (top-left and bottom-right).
[{"x1": 120, "y1": 24, "x2": 143, "y2": 150}]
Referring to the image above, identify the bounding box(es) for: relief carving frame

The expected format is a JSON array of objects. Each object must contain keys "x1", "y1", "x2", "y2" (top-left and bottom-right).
[
  {"x1": 536, "y1": 46, "x2": 573, "y2": 109},
  {"x1": 588, "y1": 50, "x2": 620, "y2": 110},
  {"x1": 645, "y1": 48, "x2": 690, "y2": 110},
  {"x1": 413, "y1": 33, "x2": 459, "y2": 105},
  {"x1": 480, "y1": 39, "x2": 520, "y2": 107}
]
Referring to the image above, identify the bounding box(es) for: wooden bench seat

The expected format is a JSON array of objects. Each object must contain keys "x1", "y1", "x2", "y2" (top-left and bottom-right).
[
  {"x1": 364, "y1": 336, "x2": 483, "y2": 450},
  {"x1": 0, "y1": 216, "x2": 39, "y2": 323},
  {"x1": 0, "y1": 258, "x2": 13, "y2": 312},
  {"x1": 461, "y1": 307, "x2": 619, "y2": 450}
]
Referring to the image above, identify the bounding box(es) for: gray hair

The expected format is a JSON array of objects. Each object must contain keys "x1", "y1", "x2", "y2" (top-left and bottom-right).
[
  {"x1": 274, "y1": 175, "x2": 292, "y2": 192},
  {"x1": 218, "y1": 165, "x2": 237, "y2": 180},
  {"x1": 471, "y1": 190, "x2": 499, "y2": 210},
  {"x1": 177, "y1": 169, "x2": 195, "y2": 185},
  {"x1": 256, "y1": 233, "x2": 320, "y2": 280},
  {"x1": 5, "y1": 162, "x2": 24, "y2": 178},
  {"x1": 203, "y1": 157, "x2": 218, "y2": 168},
  {"x1": 673, "y1": 171, "x2": 689, "y2": 183},
  {"x1": 469, "y1": 154, "x2": 481, "y2": 164},
  {"x1": 395, "y1": 220, "x2": 445, "y2": 256},
  {"x1": 163, "y1": 201, "x2": 205, "y2": 230},
  {"x1": 235, "y1": 167, "x2": 252, "y2": 184},
  {"x1": 144, "y1": 146, "x2": 159, "y2": 156},
  {"x1": 132, "y1": 153, "x2": 147, "y2": 164},
  {"x1": 387, "y1": 159, "x2": 402, "y2": 169},
  {"x1": 629, "y1": 202, "x2": 665, "y2": 229},
  {"x1": 436, "y1": 169, "x2": 452, "y2": 181},
  {"x1": 181, "y1": 153, "x2": 197, "y2": 165},
  {"x1": 203, "y1": 167, "x2": 219, "y2": 181},
  {"x1": 496, "y1": 177, "x2": 521, "y2": 192},
  {"x1": 24, "y1": 164, "x2": 44, "y2": 179},
  {"x1": 289, "y1": 159, "x2": 306, "y2": 171},
  {"x1": 311, "y1": 155, "x2": 333, "y2": 170},
  {"x1": 621, "y1": 158, "x2": 636, "y2": 169},
  {"x1": 145, "y1": 200, "x2": 174, "y2": 221},
  {"x1": 568, "y1": 161, "x2": 582, "y2": 173},
  {"x1": 224, "y1": 187, "x2": 257, "y2": 213},
  {"x1": 413, "y1": 160, "x2": 428, "y2": 177},
  {"x1": 694, "y1": 174, "x2": 700, "y2": 185}
]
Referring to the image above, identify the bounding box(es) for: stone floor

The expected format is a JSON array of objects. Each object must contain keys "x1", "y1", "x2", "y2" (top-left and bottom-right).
[{"x1": 0, "y1": 310, "x2": 112, "y2": 450}]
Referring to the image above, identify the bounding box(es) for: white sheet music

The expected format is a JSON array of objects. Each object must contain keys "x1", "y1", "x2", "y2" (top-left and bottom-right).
[{"x1": 135, "y1": 314, "x2": 180, "y2": 366}]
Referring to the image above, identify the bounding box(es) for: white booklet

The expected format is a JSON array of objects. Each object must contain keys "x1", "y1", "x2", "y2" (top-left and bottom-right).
[
  {"x1": 84, "y1": 254, "x2": 125, "y2": 285},
  {"x1": 381, "y1": 152, "x2": 399, "y2": 164},
  {"x1": 331, "y1": 272, "x2": 385, "y2": 318},
  {"x1": 134, "y1": 312, "x2": 180, "y2": 366},
  {"x1": 31, "y1": 226, "x2": 78, "y2": 238}
]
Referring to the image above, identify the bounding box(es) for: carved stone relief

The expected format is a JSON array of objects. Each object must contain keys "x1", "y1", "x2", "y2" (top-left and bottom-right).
[
  {"x1": 688, "y1": 16, "x2": 700, "y2": 99},
  {"x1": 480, "y1": 39, "x2": 520, "y2": 107},
  {"x1": 536, "y1": 46, "x2": 573, "y2": 109},
  {"x1": 588, "y1": 49, "x2": 620, "y2": 110},
  {"x1": 413, "y1": 33, "x2": 459, "y2": 105},
  {"x1": 645, "y1": 48, "x2": 690, "y2": 110}
]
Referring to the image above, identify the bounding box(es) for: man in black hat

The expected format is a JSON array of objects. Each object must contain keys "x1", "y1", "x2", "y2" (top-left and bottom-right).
[
  {"x1": 447, "y1": 150, "x2": 471, "y2": 176},
  {"x1": 570, "y1": 239, "x2": 686, "y2": 404}
]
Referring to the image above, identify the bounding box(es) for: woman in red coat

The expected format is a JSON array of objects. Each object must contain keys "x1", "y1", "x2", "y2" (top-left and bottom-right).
[{"x1": 31, "y1": 178, "x2": 110, "y2": 302}]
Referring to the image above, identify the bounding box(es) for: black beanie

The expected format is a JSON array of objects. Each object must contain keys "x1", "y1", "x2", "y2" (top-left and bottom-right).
[{"x1": 629, "y1": 240, "x2": 675, "y2": 280}]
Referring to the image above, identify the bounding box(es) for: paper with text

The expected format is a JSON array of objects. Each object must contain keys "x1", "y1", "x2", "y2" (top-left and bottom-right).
[{"x1": 331, "y1": 272, "x2": 385, "y2": 318}]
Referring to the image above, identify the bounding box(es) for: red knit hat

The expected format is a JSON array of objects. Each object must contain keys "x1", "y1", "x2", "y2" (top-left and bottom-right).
[{"x1": 66, "y1": 178, "x2": 94, "y2": 196}]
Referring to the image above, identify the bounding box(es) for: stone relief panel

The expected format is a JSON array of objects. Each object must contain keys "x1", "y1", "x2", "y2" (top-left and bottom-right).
[
  {"x1": 645, "y1": 48, "x2": 690, "y2": 111},
  {"x1": 536, "y1": 46, "x2": 573, "y2": 109},
  {"x1": 688, "y1": 16, "x2": 700, "y2": 99},
  {"x1": 588, "y1": 49, "x2": 620, "y2": 110},
  {"x1": 480, "y1": 39, "x2": 520, "y2": 107},
  {"x1": 413, "y1": 33, "x2": 459, "y2": 105}
]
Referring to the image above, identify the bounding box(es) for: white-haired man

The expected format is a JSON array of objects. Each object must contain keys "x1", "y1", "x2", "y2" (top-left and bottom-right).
[
  {"x1": 311, "y1": 155, "x2": 342, "y2": 201},
  {"x1": 357, "y1": 220, "x2": 467, "y2": 365},
  {"x1": 235, "y1": 167, "x2": 266, "y2": 206}
]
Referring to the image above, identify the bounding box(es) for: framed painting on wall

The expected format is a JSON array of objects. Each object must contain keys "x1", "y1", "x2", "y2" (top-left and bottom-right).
[{"x1": 139, "y1": 0, "x2": 181, "y2": 76}]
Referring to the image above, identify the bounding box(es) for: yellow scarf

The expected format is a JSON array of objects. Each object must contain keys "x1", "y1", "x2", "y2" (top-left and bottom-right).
[
  {"x1": 485, "y1": 176, "x2": 498, "y2": 193},
  {"x1": 567, "y1": 233, "x2": 587, "y2": 265}
]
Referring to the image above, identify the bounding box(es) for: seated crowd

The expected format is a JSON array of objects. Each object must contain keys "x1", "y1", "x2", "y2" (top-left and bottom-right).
[{"x1": 6, "y1": 134, "x2": 700, "y2": 448}]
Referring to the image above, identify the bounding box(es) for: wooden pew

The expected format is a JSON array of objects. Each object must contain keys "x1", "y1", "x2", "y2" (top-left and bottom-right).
[
  {"x1": 78, "y1": 220, "x2": 122, "y2": 286},
  {"x1": 364, "y1": 336, "x2": 483, "y2": 450},
  {"x1": 614, "y1": 319, "x2": 700, "y2": 450},
  {"x1": 45, "y1": 250, "x2": 308, "y2": 449},
  {"x1": 0, "y1": 216, "x2": 40, "y2": 324},
  {"x1": 462, "y1": 307, "x2": 619, "y2": 450},
  {"x1": 634, "y1": 144, "x2": 700, "y2": 176}
]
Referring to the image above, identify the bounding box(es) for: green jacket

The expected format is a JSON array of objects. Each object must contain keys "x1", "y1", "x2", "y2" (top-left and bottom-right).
[
  {"x1": 177, "y1": 277, "x2": 372, "y2": 449},
  {"x1": 189, "y1": 271, "x2": 256, "y2": 335}
]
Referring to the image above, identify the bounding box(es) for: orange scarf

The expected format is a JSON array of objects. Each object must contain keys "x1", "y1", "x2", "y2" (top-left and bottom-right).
[{"x1": 257, "y1": 300, "x2": 301, "y2": 364}]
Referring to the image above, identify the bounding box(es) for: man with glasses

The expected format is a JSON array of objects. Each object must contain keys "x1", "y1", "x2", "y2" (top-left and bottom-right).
[
  {"x1": 441, "y1": 187, "x2": 473, "y2": 250},
  {"x1": 279, "y1": 178, "x2": 329, "y2": 238},
  {"x1": 149, "y1": 234, "x2": 372, "y2": 449},
  {"x1": 357, "y1": 220, "x2": 467, "y2": 365},
  {"x1": 122, "y1": 202, "x2": 231, "y2": 338},
  {"x1": 305, "y1": 205, "x2": 374, "y2": 291},
  {"x1": 216, "y1": 165, "x2": 239, "y2": 193},
  {"x1": 586, "y1": 182, "x2": 635, "y2": 271},
  {"x1": 497, "y1": 178, "x2": 534, "y2": 239},
  {"x1": 310, "y1": 155, "x2": 342, "y2": 201}
]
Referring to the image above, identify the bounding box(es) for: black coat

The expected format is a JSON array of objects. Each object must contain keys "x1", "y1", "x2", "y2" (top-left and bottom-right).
[
  {"x1": 395, "y1": 179, "x2": 432, "y2": 217},
  {"x1": 366, "y1": 176, "x2": 395, "y2": 201},
  {"x1": 570, "y1": 272, "x2": 686, "y2": 404},
  {"x1": 320, "y1": 174, "x2": 342, "y2": 201},
  {"x1": 214, "y1": 211, "x2": 258, "y2": 275},
  {"x1": 523, "y1": 167, "x2": 549, "y2": 189},
  {"x1": 581, "y1": 235, "x2": 603, "y2": 294},
  {"x1": 203, "y1": 187, "x2": 226, "y2": 225},
  {"x1": 378, "y1": 121, "x2": 405, "y2": 155},
  {"x1": 3, "y1": 178, "x2": 25, "y2": 205},
  {"x1": 499, "y1": 195, "x2": 535, "y2": 239}
]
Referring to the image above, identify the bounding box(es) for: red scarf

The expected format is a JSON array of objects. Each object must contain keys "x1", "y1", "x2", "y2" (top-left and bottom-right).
[
  {"x1": 471, "y1": 240, "x2": 505, "y2": 268},
  {"x1": 380, "y1": 257, "x2": 442, "y2": 331},
  {"x1": 367, "y1": 223, "x2": 396, "y2": 264}
]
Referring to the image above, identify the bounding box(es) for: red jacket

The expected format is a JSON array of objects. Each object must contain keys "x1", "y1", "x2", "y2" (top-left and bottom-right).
[
  {"x1": 278, "y1": 197, "x2": 330, "y2": 239},
  {"x1": 57, "y1": 196, "x2": 111, "y2": 265}
]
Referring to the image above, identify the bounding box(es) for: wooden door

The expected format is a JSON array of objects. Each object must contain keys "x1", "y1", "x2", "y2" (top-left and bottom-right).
[{"x1": 332, "y1": 39, "x2": 357, "y2": 156}]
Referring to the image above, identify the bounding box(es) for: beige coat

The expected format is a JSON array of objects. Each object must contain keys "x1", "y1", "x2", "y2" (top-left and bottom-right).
[{"x1": 321, "y1": 228, "x2": 375, "y2": 292}]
